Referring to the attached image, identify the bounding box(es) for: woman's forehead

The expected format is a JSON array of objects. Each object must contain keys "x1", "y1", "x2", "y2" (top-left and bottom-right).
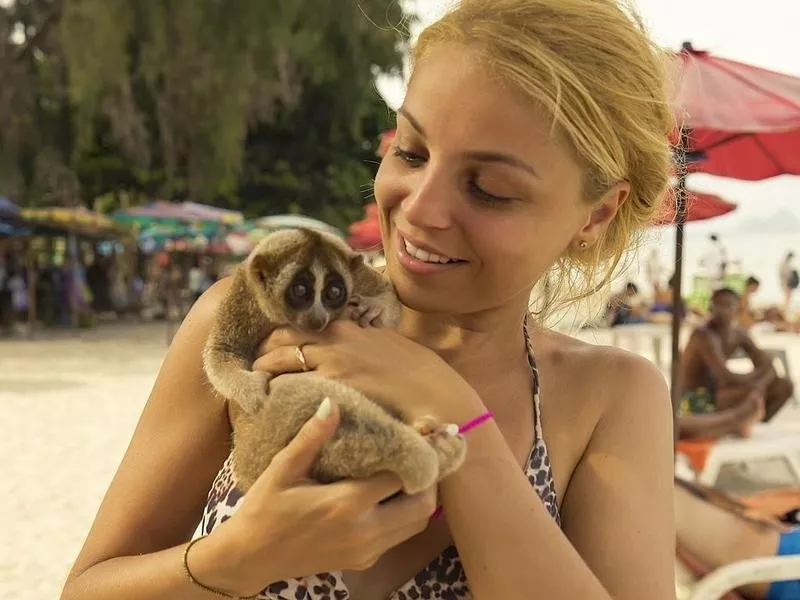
[{"x1": 403, "y1": 46, "x2": 575, "y2": 170}]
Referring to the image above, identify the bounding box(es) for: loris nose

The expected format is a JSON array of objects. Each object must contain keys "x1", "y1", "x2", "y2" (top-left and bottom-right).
[{"x1": 309, "y1": 311, "x2": 329, "y2": 332}]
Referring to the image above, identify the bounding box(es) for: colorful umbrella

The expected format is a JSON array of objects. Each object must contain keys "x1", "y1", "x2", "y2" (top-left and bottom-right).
[
  {"x1": 666, "y1": 42, "x2": 800, "y2": 410},
  {"x1": 0, "y1": 196, "x2": 22, "y2": 221},
  {"x1": 669, "y1": 43, "x2": 800, "y2": 181},
  {"x1": 225, "y1": 215, "x2": 343, "y2": 256},
  {"x1": 21, "y1": 206, "x2": 127, "y2": 238}
]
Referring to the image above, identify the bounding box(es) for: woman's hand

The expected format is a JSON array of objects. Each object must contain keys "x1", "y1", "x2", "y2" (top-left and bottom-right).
[
  {"x1": 191, "y1": 400, "x2": 438, "y2": 596},
  {"x1": 252, "y1": 320, "x2": 486, "y2": 424}
]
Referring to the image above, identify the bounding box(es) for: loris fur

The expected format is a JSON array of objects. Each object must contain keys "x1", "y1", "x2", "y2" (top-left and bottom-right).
[{"x1": 203, "y1": 227, "x2": 466, "y2": 494}]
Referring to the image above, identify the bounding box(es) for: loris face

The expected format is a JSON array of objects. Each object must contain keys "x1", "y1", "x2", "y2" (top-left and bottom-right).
[
  {"x1": 245, "y1": 228, "x2": 357, "y2": 332},
  {"x1": 281, "y1": 262, "x2": 350, "y2": 331}
]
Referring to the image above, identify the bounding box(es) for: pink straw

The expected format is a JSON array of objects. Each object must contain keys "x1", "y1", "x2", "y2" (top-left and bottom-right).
[{"x1": 458, "y1": 411, "x2": 494, "y2": 434}]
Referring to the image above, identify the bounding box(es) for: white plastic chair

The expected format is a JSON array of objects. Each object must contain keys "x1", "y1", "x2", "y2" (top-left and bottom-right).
[
  {"x1": 689, "y1": 555, "x2": 800, "y2": 600},
  {"x1": 697, "y1": 423, "x2": 800, "y2": 487}
]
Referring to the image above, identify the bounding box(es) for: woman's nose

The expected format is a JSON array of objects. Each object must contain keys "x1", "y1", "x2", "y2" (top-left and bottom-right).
[{"x1": 401, "y1": 170, "x2": 455, "y2": 230}]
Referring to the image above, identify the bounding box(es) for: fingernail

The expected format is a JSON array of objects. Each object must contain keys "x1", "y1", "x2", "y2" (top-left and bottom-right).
[
  {"x1": 315, "y1": 397, "x2": 332, "y2": 420},
  {"x1": 431, "y1": 506, "x2": 444, "y2": 520},
  {"x1": 444, "y1": 424, "x2": 459, "y2": 437}
]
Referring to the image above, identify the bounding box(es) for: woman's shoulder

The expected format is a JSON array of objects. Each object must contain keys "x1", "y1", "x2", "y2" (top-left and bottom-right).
[{"x1": 535, "y1": 327, "x2": 670, "y2": 421}]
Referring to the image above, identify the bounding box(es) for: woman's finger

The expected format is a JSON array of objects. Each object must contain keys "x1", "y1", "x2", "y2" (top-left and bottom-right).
[
  {"x1": 260, "y1": 398, "x2": 341, "y2": 488},
  {"x1": 376, "y1": 486, "x2": 439, "y2": 527},
  {"x1": 257, "y1": 327, "x2": 327, "y2": 355},
  {"x1": 252, "y1": 344, "x2": 318, "y2": 374},
  {"x1": 327, "y1": 471, "x2": 406, "y2": 507}
]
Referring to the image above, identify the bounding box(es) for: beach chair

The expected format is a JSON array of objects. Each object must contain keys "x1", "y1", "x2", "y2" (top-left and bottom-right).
[
  {"x1": 677, "y1": 546, "x2": 800, "y2": 600},
  {"x1": 675, "y1": 479, "x2": 800, "y2": 599},
  {"x1": 678, "y1": 424, "x2": 800, "y2": 488}
]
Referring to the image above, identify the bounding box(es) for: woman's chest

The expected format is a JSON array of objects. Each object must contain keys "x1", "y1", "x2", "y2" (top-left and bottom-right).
[{"x1": 344, "y1": 385, "x2": 539, "y2": 600}]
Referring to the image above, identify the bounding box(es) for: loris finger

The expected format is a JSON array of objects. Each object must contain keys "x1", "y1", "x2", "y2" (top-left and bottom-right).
[
  {"x1": 358, "y1": 306, "x2": 384, "y2": 328},
  {"x1": 412, "y1": 416, "x2": 459, "y2": 438}
]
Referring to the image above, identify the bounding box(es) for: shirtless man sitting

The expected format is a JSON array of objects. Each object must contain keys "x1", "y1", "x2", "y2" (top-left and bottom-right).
[{"x1": 679, "y1": 287, "x2": 794, "y2": 430}]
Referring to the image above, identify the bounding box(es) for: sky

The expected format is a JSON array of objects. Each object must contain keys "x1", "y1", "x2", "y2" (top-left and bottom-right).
[{"x1": 375, "y1": 0, "x2": 800, "y2": 229}]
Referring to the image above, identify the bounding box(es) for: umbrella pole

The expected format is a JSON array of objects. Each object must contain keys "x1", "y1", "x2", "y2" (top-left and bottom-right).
[{"x1": 670, "y1": 128, "x2": 690, "y2": 433}]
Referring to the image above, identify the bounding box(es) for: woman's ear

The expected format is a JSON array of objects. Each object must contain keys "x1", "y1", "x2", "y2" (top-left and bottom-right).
[{"x1": 575, "y1": 181, "x2": 630, "y2": 245}]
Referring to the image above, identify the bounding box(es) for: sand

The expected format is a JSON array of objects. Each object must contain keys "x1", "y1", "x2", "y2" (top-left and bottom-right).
[
  {"x1": 1, "y1": 321, "x2": 798, "y2": 599},
  {"x1": 0, "y1": 323, "x2": 165, "y2": 600}
]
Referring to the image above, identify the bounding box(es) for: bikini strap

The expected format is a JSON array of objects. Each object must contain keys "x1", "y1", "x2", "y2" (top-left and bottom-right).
[{"x1": 523, "y1": 314, "x2": 544, "y2": 441}]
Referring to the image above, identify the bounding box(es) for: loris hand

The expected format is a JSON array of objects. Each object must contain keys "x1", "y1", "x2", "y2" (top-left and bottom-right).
[{"x1": 252, "y1": 320, "x2": 486, "y2": 425}]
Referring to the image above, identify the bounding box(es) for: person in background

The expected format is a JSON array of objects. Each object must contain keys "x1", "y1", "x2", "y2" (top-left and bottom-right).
[
  {"x1": 679, "y1": 287, "x2": 793, "y2": 424},
  {"x1": 739, "y1": 275, "x2": 760, "y2": 330},
  {"x1": 700, "y1": 233, "x2": 728, "y2": 288},
  {"x1": 780, "y1": 251, "x2": 798, "y2": 315},
  {"x1": 675, "y1": 476, "x2": 800, "y2": 600},
  {"x1": 605, "y1": 281, "x2": 647, "y2": 326},
  {"x1": 188, "y1": 257, "x2": 205, "y2": 304}
]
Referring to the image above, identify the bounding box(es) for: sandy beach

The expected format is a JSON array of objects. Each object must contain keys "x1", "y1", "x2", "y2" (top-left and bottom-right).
[{"x1": 1, "y1": 321, "x2": 799, "y2": 599}]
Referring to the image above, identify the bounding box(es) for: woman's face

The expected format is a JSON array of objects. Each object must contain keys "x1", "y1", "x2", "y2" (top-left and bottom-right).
[{"x1": 374, "y1": 44, "x2": 616, "y2": 316}]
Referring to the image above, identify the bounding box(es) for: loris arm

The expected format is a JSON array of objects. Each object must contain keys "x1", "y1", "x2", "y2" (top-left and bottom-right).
[
  {"x1": 348, "y1": 256, "x2": 402, "y2": 328},
  {"x1": 202, "y1": 273, "x2": 272, "y2": 414}
]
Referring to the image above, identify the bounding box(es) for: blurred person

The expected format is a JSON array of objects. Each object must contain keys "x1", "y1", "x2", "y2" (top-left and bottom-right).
[
  {"x1": 0, "y1": 254, "x2": 11, "y2": 333},
  {"x1": 645, "y1": 247, "x2": 664, "y2": 299},
  {"x1": 605, "y1": 281, "x2": 648, "y2": 326},
  {"x1": 679, "y1": 288, "x2": 793, "y2": 424},
  {"x1": 739, "y1": 275, "x2": 761, "y2": 329},
  {"x1": 780, "y1": 252, "x2": 798, "y2": 315},
  {"x1": 675, "y1": 477, "x2": 800, "y2": 600},
  {"x1": 188, "y1": 256, "x2": 206, "y2": 304},
  {"x1": 700, "y1": 233, "x2": 728, "y2": 287},
  {"x1": 62, "y1": 2, "x2": 677, "y2": 599}
]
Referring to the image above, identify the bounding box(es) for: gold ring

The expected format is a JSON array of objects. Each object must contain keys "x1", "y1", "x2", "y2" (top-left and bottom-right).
[{"x1": 295, "y1": 345, "x2": 310, "y2": 372}]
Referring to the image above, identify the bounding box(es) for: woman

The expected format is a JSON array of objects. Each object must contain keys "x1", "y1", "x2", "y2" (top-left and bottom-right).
[{"x1": 61, "y1": 1, "x2": 676, "y2": 599}]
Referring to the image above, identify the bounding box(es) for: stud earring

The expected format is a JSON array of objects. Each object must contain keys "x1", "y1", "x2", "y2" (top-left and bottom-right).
[{"x1": 578, "y1": 241, "x2": 588, "y2": 249}]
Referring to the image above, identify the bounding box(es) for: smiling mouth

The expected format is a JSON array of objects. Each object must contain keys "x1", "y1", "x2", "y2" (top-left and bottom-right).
[{"x1": 401, "y1": 237, "x2": 464, "y2": 265}]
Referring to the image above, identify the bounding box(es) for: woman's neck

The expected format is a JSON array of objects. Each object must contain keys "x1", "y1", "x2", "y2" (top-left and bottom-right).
[{"x1": 396, "y1": 298, "x2": 530, "y2": 370}]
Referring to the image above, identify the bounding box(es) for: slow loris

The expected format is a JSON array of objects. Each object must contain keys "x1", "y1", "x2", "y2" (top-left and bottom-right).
[{"x1": 203, "y1": 228, "x2": 466, "y2": 494}]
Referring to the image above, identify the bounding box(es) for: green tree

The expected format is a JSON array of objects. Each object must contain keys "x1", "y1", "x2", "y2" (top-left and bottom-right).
[{"x1": 1, "y1": 0, "x2": 412, "y2": 223}]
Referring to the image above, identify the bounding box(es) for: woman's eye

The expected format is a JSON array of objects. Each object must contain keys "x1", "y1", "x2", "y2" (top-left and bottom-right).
[
  {"x1": 468, "y1": 180, "x2": 513, "y2": 205},
  {"x1": 392, "y1": 147, "x2": 426, "y2": 166}
]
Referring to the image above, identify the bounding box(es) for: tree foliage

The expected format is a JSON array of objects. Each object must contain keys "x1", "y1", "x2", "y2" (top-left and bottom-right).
[{"x1": 0, "y1": 0, "x2": 412, "y2": 225}]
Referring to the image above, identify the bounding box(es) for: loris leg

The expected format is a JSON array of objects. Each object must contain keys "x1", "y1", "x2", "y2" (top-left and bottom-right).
[
  {"x1": 203, "y1": 348, "x2": 272, "y2": 415},
  {"x1": 258, "y1": 375, "x2": 442, "y2": 494},
  {"x1": 412, "y1": 416, "x2": 468, "y2": 481}
]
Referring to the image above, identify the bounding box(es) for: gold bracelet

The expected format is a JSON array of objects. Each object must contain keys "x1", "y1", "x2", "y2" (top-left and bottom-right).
[{"x1": 183, "y1": 536, "x2": 261, "y2": 599}]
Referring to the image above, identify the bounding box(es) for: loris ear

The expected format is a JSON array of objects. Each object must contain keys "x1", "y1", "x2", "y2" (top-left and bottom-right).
[
  {"x1": 247, "y1": 252, "x2": 272, "y2": 285},
  {"x1": 350, "y1": 253, "x2": 366, "y2": 269}
]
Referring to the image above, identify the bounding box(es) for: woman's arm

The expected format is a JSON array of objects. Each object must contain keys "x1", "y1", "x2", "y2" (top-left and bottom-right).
[
  {"x1": 61, "y1": 280, "x2": 242, "y2": 600},
  {"x1": 439, "y1": 351, "x2": 675, "y2": 600}
]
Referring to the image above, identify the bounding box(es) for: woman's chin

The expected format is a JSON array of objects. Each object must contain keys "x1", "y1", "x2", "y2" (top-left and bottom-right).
[{"x1": 393, "y1": 283, "x2": 462, "y2": 315}]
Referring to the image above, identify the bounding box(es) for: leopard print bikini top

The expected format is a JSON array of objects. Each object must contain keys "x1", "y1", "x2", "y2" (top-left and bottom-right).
[{"x1": 201, "y1": 317, "x2": 561, "y2": 600}]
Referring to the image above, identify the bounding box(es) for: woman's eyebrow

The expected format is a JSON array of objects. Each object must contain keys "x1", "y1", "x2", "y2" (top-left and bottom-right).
[{"x1": 397, "y1": 106, "x2": 539, "y2": 178}]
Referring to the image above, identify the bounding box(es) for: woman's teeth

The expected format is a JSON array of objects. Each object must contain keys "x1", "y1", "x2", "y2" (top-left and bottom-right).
[{"x1": 403, "y1": 239, "x2": 458, "y2": 264}]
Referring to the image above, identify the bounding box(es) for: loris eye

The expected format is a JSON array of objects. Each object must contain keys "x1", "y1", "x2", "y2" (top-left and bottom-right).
[
  {"x1": 290, "y1": 283, "x2": 308, "y2": 298},
  {"x1": 325, "y1": 284, "x2": 344, "y2": 301}
]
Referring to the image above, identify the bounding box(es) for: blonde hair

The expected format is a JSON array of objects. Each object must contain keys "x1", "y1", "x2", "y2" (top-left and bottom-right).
[{"x1": 413, "y1": 0, "x2": 674, "y2": 323}]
